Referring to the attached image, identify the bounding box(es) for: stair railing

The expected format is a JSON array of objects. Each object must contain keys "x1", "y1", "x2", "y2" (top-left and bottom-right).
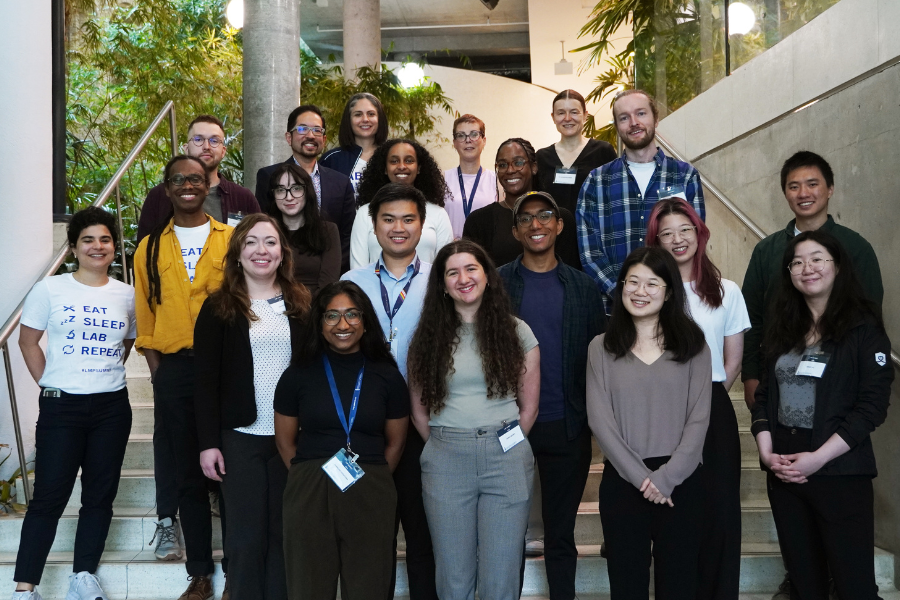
[
  {"x1": 655, "y1": 132, "x2": 900, "y2": 370},
  {"x1": 0, "y1": 101, "x2": 178, "y2": 505}
]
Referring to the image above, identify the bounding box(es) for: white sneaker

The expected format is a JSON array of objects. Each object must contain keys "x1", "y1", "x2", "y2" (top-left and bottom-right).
[
  {"x1": 11, "y1": 591, "x2": 43, "y2": 600},
  {"x1": 524, "y1": 538, "x2": 544, "y2": 556},
  {"x1": 150, "y1": 517, "x2": 183, "y2": 561},
  {"x1": 65, "y1": 572, "x2": 108, "y2": 600}
]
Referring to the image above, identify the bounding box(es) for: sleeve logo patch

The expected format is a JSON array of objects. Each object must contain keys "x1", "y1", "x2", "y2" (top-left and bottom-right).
[{"x1": 875, "y1": 352, "x2": 886, "y2": 367}]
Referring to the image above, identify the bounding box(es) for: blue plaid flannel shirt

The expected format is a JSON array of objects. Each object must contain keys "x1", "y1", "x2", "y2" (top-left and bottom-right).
[{"x1": 576, "y1": 148, "x2": 705, "y2": 312}]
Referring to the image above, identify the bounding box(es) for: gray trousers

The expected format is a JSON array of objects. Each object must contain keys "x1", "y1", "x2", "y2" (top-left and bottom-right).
[{"x1": 421, "y1": 425, "x2": 534, "y2": 600}]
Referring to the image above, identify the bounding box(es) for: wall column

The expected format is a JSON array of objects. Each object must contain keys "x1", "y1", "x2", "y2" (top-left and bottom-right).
[
  {"x1": 242, "y1": 0, "x2": 301, "y2": 195},
  {"x1": 343, "y1": 0, "x2": 381, "y2": 79}
]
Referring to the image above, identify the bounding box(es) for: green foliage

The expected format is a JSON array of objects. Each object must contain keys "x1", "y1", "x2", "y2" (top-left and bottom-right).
[{"x1": 0, "y1": 444, "x2": 31, "y2": 515}]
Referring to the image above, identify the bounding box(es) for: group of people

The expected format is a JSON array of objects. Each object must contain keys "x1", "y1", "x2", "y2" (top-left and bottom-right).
[{"x1": 10, "y1": 86, "x2": 891, "y2": 600}]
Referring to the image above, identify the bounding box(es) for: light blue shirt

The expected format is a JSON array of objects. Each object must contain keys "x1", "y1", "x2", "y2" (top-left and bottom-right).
[{"x1": 341, "y1": 253, "x2": 431, "y2": 380}]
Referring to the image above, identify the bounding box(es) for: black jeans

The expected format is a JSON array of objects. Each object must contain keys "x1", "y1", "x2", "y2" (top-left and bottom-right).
[
  {"x1": 599, "y1": 457, "x2": 703, "y2": 600},
  {"x1": 391, "y1": 427, "x2": 438, "y2": 600},
  {"x1": 153, "y1": 354, "x2": 214, "y2": 576},
  {"x1": 219, "y1": 430, "x2": 287, "y2": 600},
  {"x1": 528, "y1": 420, "x2": 592, "y2": 600},
  {"x1": 14, "y1": 388, "x2": 131, "y2": 584},
  {"x1": 698, "y1": 382, "x2": 742, "y2": 600},
  {"x1": 769, "y1": 426, "x2": 880, "y2": 600}
]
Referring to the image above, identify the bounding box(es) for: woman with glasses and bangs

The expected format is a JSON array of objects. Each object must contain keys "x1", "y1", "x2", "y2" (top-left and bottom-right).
[
  {"x1": 274, "y1": 280, "x2": 409, "y2": 600},
  {"x1": 586, "y1": 246, "x2": 711, "y2": 600},
  {"x1": 266, "y1": 163, "x2": 341, "y2": 296},
  {"x1": 752, "y1": 231, "x2": 891, "y2": 600},
  {"x1": 646, "y1": 198, "x2": 749, "y2": 599}
]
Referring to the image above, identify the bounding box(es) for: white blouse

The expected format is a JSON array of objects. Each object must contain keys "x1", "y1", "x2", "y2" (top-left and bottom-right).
[{"x1": 349, "y1": 201, "x2": 454, "y2": 269}]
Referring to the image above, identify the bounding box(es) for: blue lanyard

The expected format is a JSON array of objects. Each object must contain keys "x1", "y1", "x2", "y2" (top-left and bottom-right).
[
  {"x1": 457, "y1": 166, "x2": 483, "y2": 218},
  {"x1": 374, "y1": 258, "x2": 421, "y2": 331},
  {"x1": 323, "y1": 355, "x2": 365, "y2": 450}
]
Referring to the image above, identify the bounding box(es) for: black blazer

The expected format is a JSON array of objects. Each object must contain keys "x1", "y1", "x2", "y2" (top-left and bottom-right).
[
  {"x1": 255, "y1": 158, "x2": 357, "y2": 272},
  {"x1": 751, "y1": 316, "x2": 893, "y2": 477},
  {"x1": 194, "y1": 298, "x2": 305, "y2": 452}
]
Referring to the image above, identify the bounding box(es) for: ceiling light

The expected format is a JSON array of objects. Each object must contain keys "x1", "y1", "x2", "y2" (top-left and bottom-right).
[
  {"x1": 397, "y1": 63, "x2": 425, "y2": 89},
  {"x1": 728, "y1": 2, "x2": 756, "y2": 36},
  {"x1": 226, "y1": 0, "x2": 243, "y2": 29}
]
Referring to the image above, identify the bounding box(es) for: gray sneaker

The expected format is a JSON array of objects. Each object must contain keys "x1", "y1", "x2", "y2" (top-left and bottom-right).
[
  {"x1": 65, "y1": 572, "x2": 108, "y2": 600},
  {"x1": 150, "y1": 517, "x2": 183, "y2": 561},
  {"x1": 11, "y1": 591, "x2": 43, "y2": 600},
  {"x1": 772, "y1": 573, "x2": 791, "y2": 599}
]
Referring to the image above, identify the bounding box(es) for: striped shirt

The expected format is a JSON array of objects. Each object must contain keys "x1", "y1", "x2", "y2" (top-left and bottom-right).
[{"x1": 576, "y1": 147, "x2": 705, "y2": 312}]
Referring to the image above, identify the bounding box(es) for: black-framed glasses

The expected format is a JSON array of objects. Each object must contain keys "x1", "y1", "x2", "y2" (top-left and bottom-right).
[
  {"x1": 657, "y1": 226, "x2": 697, "y2": 243},
  {"x1": 292, "y1": 125, "x2": 326, "y2": 137},
  {"x1": 272, "y1": 185, "x2": 306, "y2": 200},
  {"x1": 188, "y1": 135, "x2": 223, "y2": 148},
  {"x1": 788, "y1": 257, "x2": 834, "y2": 275},
  {"x1": 453, "y1": 130, "x2": 484, "y2": 141},
  {"x1": 167, "y1": 173, "x2": 205, "y2": 186},
  {"x1": 323, "y1": 310, "x2": 362, "y2": 326},
  {"x1": 496, "y1": 158, "x2": 528, "y2": 172},
  {"x1": 515, "y1": 211, "x2": 556, "y2": 227}
]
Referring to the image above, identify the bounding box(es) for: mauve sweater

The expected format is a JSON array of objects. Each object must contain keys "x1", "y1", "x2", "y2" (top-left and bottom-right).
[{"x1": 586, "y1": 333, "x2": 712, "y2": 497}]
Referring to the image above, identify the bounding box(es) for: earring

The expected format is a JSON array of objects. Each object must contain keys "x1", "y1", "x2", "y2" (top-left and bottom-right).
[{"x1": 237, "y1": 262, "x2": 242, "y2": 269}]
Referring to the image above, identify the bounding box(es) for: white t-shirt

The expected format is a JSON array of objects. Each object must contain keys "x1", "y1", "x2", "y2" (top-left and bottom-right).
[
  {"x1": 627, "y1": 160, "x2": 656, "y2": 198},
  {"x1": 349, "y1": 201, "x2": 454, "y2": 270},
  {"x1": 443, "y1": 168, "x2": 498, "y2": 239},
  {"x1": 21, "y1": 273, "x2": 137, "y2": 394},
  {"x1": 683, "y1": 278, "x2": 751, "y2": 383},
  {"x1": 350, "y1": 157, "x2": 367, "y2": 194},
  {"x1": 173, "y1": 222, "x2": 211, "y2": 283}
]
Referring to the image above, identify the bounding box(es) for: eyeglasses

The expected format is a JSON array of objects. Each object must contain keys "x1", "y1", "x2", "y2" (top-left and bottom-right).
[
  {"x1": 188, "y1": 135, "x2": 224, "y2": 148},
  {"x1": 453, "y1": 131, "x2": 484, "y2": 142},
  {"x1": 788, "y1": 257, "x2": 834, "y2": 275},
  {"x1": 657, "y1": 225, "x2": 697, "y2": 243},
  {"x1": 167, "y1": 173, "x2": 205, "y2": 186},
  {"x1": 291, "y1": 125, "x2": 325, "y2": 137},
  {"x1": 515, "y1": 211, "x2": 556, "y2": 227},
  {"x1": 272, "y1": 185, "x2": 306, "y2": 200},
  {"x1": 496, "y1": 158, "x2": 528, "y2": 172},
  {"x1": 622, "y1": 279, "x2": 666, "y2": 295},
  {"x1": 323, "y1": 310, "x2": 362, "y2": 326}
]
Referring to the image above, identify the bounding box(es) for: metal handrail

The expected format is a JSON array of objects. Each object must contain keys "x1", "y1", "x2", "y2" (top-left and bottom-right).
[
  {"x1": 0, "y1": 101, "x2": 177, "y2": 504},
  {"x1": 656, "y1": 132, "x2": 900, "y2": 370}
]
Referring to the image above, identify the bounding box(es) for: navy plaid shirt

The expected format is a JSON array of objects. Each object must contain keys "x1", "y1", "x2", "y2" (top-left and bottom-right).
[{"x1": 576, "y1": 147, "x2": 705, "y2": 312}]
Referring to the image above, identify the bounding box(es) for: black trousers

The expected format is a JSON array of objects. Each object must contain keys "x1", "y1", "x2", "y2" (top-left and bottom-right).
[
  {"x1": 391, "y1": 427, "x2": 438, "y2": 600},
  {"x1": 698, "y1": 382, "x2": 742, "y2": 600},
  {"x1": 599, "y1": 457, "x2": 703, "y2": 600},
  {"x1": 528, "y1": 420, "x2": 592, "y2": 600},
  {"x1": 15, "y1": 388, "x2": 131, "y2": 584},
  {"x1": 219, "y1": 430, "x2": 287, "y2": 600},
  {"x1": 153, "y1": 354, "x2": 214, "y2": 576},
  {"x1": 768, "y1": 426, "x2": 880, "y2": 600}
]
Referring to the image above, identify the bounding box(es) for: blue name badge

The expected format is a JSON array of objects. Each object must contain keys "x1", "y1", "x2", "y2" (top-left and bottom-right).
[
  {"x1": 659, "y1": 185, "x2": 687, "y2": 201},
  {"x1": 322, "y1": 448, "x2": 365, "y2": 491},
  {"x1": 497, "y1": 420, "x2": 525, "y2": 452}
]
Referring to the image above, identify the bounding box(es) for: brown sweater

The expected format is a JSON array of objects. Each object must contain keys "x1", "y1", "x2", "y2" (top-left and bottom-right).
[{"x1": 586, "y1": 334, "x2": 712, "y2": 497}]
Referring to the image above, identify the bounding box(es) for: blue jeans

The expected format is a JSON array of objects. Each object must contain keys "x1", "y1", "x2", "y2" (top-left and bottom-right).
[
  {"x1": 14, "y1": 388, "x2": 132, "y2": 584},
  {"x1": 421, "y1": 425, "x2": 533, "y2": 600}
]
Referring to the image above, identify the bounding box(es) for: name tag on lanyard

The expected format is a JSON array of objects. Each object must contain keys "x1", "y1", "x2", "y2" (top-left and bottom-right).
[
  {"x1": 553, "y1": 168, "x2": 577, "y2": 185},
  {"x1": 321, "y1": 355, "x2": 367, "y2": 491},
  {"x1": 227, "y1": 212, "x2": 244, "y2": 228},
  {"x1": 498, "y1": 420, "x2": 525, "y2": 452}
]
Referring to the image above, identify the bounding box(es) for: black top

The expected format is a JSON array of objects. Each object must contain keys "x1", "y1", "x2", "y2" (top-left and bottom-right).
[
  {"x1": 535, "y1": 139, "x2": 617, "y2": 214},
  {"x1": 290, "y1": 221, "x2": 341, "y2": 297},
  {"x1": 274, "y1": 349, "x2": 410, "y2": 465},
  {"x1": 462, "y1": 202, "x2": 582, "y2": 270},
  {"x1": 194, "y1": 299, "x2": 305, "y2": 452}
]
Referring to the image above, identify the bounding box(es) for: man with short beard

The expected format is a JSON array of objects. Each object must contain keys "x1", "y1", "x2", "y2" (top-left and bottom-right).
[{"x1": 576, "y1": 89, "x2": 705, "y2": 312}]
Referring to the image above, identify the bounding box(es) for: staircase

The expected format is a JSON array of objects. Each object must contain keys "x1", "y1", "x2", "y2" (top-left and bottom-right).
[{"x1": 0, "y1": 355, "x2": 897, "y2": 599}]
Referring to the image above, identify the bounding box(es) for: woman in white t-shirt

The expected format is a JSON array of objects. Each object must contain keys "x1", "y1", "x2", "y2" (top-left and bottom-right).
[
  {"x1": 12, "y1": 207, "x2": 136, "y2": 600},
  {"x1": 646, "y1": 198, "x2": 750, "y2": 600},
  {"x1": 349, "y1": 139, "x2": 453, "y2": 269}
]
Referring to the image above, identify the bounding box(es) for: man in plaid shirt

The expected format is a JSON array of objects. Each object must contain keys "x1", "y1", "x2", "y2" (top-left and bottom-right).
[{"x1": 576, "y1": 90, "x2": 705, "y2": 312}]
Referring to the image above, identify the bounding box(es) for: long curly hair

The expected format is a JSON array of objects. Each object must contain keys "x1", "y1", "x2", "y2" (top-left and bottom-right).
[
  {"x1": 763, "y1": 230, "x2": 881, "y2": 366},
  {"x1": 356, "y1": 139, "x2": 450, "y2": 208},
  {"x1": 407, "y1": 240, "x2": 524, "y2": 414},
  {"x1": 646, "y1": 198, "x2": 723, "y2": 308},
  {"x1": 205, "y1": 213, "x2": 311, "y2": 324},
  {"x1": 265, "y1": 163, "x2": 332, "y2": 255}
]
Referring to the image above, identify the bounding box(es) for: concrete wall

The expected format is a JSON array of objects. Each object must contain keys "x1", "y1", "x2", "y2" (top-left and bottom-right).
[
  {"x1": 656, "y1": 0, "x2": 900, "y2": 556},
  {"x1": 0, "y1": 3, "x2": 54, "y2": 478}
]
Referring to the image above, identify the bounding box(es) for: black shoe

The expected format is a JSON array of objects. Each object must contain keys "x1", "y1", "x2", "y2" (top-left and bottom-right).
[{"x1": 772, "y1": 573, "x2": 790, "y2": 599}]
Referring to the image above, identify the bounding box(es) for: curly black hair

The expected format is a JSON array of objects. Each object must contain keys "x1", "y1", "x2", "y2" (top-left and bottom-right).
[
  {"x1": 356, "y1": 139, "x2": 450, "y2": 208},
  {"x1": 68, "y1": 206, "x2": 120, "y2": 249}
]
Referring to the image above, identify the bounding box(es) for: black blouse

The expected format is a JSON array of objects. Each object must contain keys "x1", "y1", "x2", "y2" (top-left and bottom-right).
[{"x1": 535, "y1": 139, "x2": 617, "y2": 214}]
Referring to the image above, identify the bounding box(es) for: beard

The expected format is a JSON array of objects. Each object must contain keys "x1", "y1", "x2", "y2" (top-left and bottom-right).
[{"x1": 621, "y1": 124, "x2": 656, "y2": 151}]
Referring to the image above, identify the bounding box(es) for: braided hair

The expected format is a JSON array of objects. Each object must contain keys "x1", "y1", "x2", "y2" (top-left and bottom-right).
[
  {"x1": 495, "y1": 138, "x2": 540, "y2": 192},
  {"x1": 144, "y1": 155, "x2": 209, "y2": 307}
]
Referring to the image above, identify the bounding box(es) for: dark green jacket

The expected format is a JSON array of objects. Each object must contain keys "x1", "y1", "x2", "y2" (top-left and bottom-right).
[{"x1": 740, "y1": 215, "x2": 883, "y2": 382}]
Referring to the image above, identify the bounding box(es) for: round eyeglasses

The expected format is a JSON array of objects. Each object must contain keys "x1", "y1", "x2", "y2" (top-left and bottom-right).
[
  {"x1": 788, "y1": 257, "x2": 834, "y2": 275},
  {"x1": 323, "y1": 310, "x2": 362, "y2": 326},
  {"x1": 272, "y1": 185, "x2": 306, "y2": 200},
  {"x1": 657, "y1": 226, "x2": 697, "y2": 243},
  {"x1": 622, "y1": 279, "x2": 666, "y2": 295},
  {"x1": 453, "y1": 131, "x2": 484, "y2": 142},
  {"x1": 188, "y1": 135, "x2": 223, "y2": 148}
]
